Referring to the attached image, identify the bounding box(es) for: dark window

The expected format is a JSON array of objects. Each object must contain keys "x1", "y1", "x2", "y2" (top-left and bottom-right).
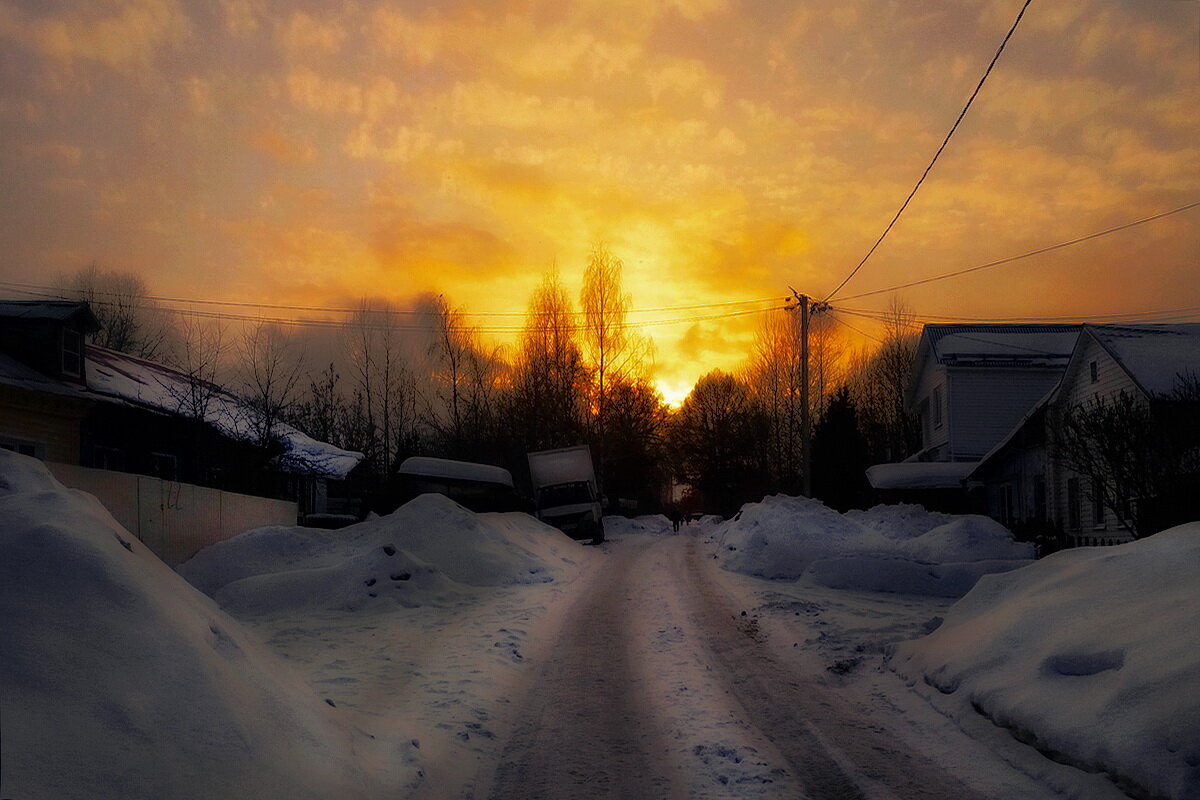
[
  {"x1": 1089, "y1": 360, "x2": 1099, "y2": 383},
  {"x1": 999, "y1": 483, "x2": 1015, "y2": 526},
  {"x1": 94, "y1": 446, "x2": 124, "y2": 471},
  {"x1": 151, "y1": 453, "x2": 178, "y2": 481},
  {"x1": 1032, "y1": 475, "x2": 1046, "y2": 520},
  {"x1": 62, "y1": 329, "x2": 82, "y2": 377},
  {"x1": 1067, "y1": 477, "x2": 1081, "y2": 530},
  {"x1": 1, "y1": 437, "x2": 43, "y2": 458},
  {"x1": 932, "y1": 386, "x2": 944, "y2": 429}
]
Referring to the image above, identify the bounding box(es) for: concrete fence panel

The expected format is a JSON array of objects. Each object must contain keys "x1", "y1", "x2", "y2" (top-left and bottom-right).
[{"x1": 46, "y1": 462, "x2": 298, "y2": 566}]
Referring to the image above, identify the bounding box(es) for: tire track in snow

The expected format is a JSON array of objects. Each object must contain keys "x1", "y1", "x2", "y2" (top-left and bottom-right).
[
  {"x1": 681, "y1": 535, "x2": 987, "y2": 800},
  {"x1": 487, "y1": 537, "x2": 686, "y2": 800}
]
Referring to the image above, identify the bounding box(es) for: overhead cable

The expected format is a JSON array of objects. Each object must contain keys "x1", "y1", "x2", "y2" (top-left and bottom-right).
[
  {"x1": 835, "y1": 200, "x2": 1200, "y2": 302},
  {"x1": 822, "y1": 0, "x2": 1034, "y2": 302}
]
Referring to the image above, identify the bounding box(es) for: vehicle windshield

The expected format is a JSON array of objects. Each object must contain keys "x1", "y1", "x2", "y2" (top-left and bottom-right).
[{"x1": 538, "y1": 481, "x2": 593, "y2": 508}]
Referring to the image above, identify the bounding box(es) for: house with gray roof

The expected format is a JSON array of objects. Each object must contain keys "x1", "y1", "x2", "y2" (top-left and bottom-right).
[{"x1": 904, "y1": 324, "x2": 1081, "y2": 463}]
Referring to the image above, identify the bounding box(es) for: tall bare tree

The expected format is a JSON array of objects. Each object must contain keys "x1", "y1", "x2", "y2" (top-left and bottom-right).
[
  {"x1": 61, "y1": 262, "x2": 174, "y2": 360},
  {"x1": 579, "y1": 244, "x2": 651, "y2": 485},
  {"x1": 346, "y1": 299, "x2": 421, "y2": 481},
  {"x1": 237, "y1": 321, "x2": 305, "y2": 456},
  {"x1": 419, "y1": 292, "x2": 504, "y2": 458},
  {"x1": 846, "y1": 297, "x2": 920, "y2": 463},
  {"x1": 509, "y1": 270, "x2": 589, "y2": 451}
]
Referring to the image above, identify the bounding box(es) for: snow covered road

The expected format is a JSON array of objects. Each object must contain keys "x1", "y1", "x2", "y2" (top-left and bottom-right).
[
  {"x1": 485, "y1": 531, "x2": 1009, "y2": 800},
  {"x1": 7, "y1": 452, "x2": 1175, "y2": 800}
]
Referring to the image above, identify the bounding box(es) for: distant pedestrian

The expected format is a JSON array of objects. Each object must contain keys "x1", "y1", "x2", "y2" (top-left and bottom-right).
[{"x1": 667, "y1": 505, "x2": 683, "y2": 533}]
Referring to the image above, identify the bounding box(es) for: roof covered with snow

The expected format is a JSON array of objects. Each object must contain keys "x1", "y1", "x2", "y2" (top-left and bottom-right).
[
  {"x1": 0, "y1": 351, "x2": 89, "y2": 400},
  {"x1": 85, "y1": 345, "x2": 363, "y2": 479},
  {"x1": 398, "y1": 456, "x2": 514, "y2": 487},
  {"x1": 924, "y1": 324, "x2": 1081, "y2": 368},
  {"x1": 1088, "y1": 323, "x2": 1200, "y2": 397},
  {"x1": 866, "y1": 461, "x2": 977, "y2": 490}
]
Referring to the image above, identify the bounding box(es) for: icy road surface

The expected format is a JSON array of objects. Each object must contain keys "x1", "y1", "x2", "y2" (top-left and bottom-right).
[
  {"x1": 215, "y1": 513, "x2": 1128, "y2": 800},
  {"x1": 484, "y1": 530, "x2": 1087, "y2": 800}
]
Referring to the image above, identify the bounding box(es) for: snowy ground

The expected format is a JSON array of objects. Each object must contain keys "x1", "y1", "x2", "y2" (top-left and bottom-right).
[{"x1": 2, "y1": 451, "x2": 1196, "y2": 799}]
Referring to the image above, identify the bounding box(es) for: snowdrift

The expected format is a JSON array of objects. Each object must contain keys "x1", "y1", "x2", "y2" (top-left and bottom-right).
[
  {"x1": 0, "y1": 451, "x2": 390, "y2": 800},
  {"x1": 714, "y1": 495, "x2": 1033, "y2": 596},
  {"x1": 895, "y1": 525, "x2": 1200, "y2": 800},
  {"x1": 180, "y1": 492, "x2": 585, "y2": 616}
]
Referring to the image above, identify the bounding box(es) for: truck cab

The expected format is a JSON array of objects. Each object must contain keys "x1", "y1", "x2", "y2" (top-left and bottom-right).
[{"x1": 527, "y1": 445, "x2": 604, "y2": 544}]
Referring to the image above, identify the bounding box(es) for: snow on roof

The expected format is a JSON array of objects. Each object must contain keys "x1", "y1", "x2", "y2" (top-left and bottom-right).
[
  {"x1": 0, "y1": 351, "x2": 89, "y2": 400},
  {"x1": 926, "y1": 324, "x2": 1080, "y2": 368},
  {"x1": 397, "y1": 456, "x2": 514, "y2": 488},
  {"x1": 85, "y1": 345, "x2": 363, "y2": 479},
  {"x1": 866, "y1": 461, "x2": 977, "y2": 490},
  {"x1": 1089, "y1": 323, "x2": 1200, "y2": 397}
]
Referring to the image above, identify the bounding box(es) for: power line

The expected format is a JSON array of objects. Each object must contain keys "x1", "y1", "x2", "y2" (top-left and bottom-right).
[
  {"x1": 830, "y1": 312, "x2": 885, "y2": 344},
  {"x1": 823, "y1": 0, "x2": 1034, "y2": 302},
  {"x1": 836, "y1": 304, "x2": 1200, "y2": 327},
  {"x1": 0, "y1": 284, "x2": 784, "y2": 334},
  {"x1": 0, "y1": 279, "x2": 781, "y2": 318},
  {"x1": 835, "y1": 200, "x2": 1200, "y2": 302}
]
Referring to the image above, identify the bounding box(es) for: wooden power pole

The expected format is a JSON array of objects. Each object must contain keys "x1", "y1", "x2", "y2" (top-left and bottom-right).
[{"x1": 788, "y1": 288, "x2": 828, "y2": 498}]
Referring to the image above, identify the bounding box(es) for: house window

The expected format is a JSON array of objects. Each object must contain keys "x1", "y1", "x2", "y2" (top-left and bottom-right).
[
  {"x1": 151, "y1": 452, "x2": 178, "y2": 481},
  {"x1": 1091, "y1": 479, "x2": 1106, "y2": 528},
  {"x1": 1067, "y1": 477, "x2": 1081, "y2": 530},
  {"x1": 1032, "y1": 475, "x2": 1046, "y2": 520},
  {"x1": 62, "y1": 329, "x2": 83, "y2": 377},
  {"x1": 999, "y1": 483, "x2": 1016, "y2": 526},
  {"x1": 932, "y1": 385, "x2": 944, "y2": 429},
  {"x1": 94, "y1": 445, "x2": 124, "y2": 471},
  {"x1": 0, "y1": 435, "x2": 45, "y2": 459},
  {"x1": 1089, "y1": 361, "x2": 1098, "y2": 383}
]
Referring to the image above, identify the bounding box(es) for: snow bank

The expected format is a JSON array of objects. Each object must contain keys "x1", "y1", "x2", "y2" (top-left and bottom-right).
[
  {"x1": 846, "y1": 503, "x2": 952, "y2": 540},
  {"x1": 0, "y1": 451, "x2": 391, "y2": 799},
  {"x1": 717, "y1": 495, "x2": 878, "y2": 579},
  {"x1": 714, "y1": 495, "x2": 1033, "y2": 596},
  {"x1": 898, "y1": 516, "x2": 1035, "y2": 563},
  {"x1": 180, "y1": 493, "x2": 585, "y2": 616},
  {"x1": 894, "y1": 525, "x2": 1200, "y2": 800}
]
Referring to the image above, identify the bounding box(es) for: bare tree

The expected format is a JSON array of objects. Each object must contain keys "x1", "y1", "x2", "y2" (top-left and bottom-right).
[
  {"x1": 346, "y1": 299, "x2": 422, "y2": 481},
  {"x1": 170, "y1": 315, "x2": 226, "y2": 423},
  {"x1": 743, "y1": 308, "x2": 841, "y2": 492},
  {"x1": 508, "y1": 270, "x2": 590, "y2": 451},
  {"x1": 579, "y1": 244, "x2": 651, "y2": 485},
  {"x1": 61, "y1": 262, "x2": 175, "y2": 360},
  {"x1": 1052, "y1": 374, "x2": 1200, "y2": 538},
  {"x1": 846, "y1": 297, "x2": 920, "y2": 463},
  {"x1": 237, "y1": 321, "x2": 305, "y2": 456}
]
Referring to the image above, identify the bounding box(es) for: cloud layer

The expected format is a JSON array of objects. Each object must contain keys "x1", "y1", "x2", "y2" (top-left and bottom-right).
[{"x1": 1, "y1": 0, "x2": 1196, "y2": 393}]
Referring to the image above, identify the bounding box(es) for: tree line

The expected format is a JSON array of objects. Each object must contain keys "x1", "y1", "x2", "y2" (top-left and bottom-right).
[{"x1": 57, "y1": 258, "x2": 922, "y2": 517}]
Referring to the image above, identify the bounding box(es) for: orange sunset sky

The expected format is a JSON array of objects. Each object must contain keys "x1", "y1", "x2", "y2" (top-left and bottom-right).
[{"x1": 1, "y1": 0, "x2": 1197, "y2": 403}]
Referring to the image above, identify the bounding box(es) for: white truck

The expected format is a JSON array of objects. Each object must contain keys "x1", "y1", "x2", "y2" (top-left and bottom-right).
[{"x1": 527, "y1": 445, "x2": 604, "y2": 543}]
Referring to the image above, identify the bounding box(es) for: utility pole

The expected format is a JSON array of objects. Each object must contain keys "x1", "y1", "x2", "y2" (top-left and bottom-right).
[{"x1": 788, "y1": 288, "x2": 829, "y2": 498}]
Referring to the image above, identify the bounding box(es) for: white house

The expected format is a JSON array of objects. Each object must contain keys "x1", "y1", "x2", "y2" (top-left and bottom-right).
[
  {"x1": 904, "y1": 324, "x2": 1081, "y2": 462},
  {"x1": 1045, "y1": 323, "x2": 1200, "y2": 545}
]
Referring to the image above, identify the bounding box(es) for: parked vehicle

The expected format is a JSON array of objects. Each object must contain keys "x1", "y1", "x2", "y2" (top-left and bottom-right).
[
  {"x1": 392, "y1": 456, "x2": 523, "y2": 513},
  {"x1": 527, "y1": 445, "x2": 604, "y2": 543}
]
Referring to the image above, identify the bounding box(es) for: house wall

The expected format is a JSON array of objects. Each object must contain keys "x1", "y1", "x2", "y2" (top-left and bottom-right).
[
  {"x1": 0, "y1": 384, "x2": 90, "y2": 463},
  {"x1": 1047, "y1": 335, "x2": 1137, "y2": 544},
  {"x1": 910, "y1": 361, "x2": 949, "y2": 457},
  {"x1": 47, "y1": 461, "x2": 298, "y2": 567},
  {"x1": 947, "y1": 368, "x2": 1062, "y2": 461}
]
